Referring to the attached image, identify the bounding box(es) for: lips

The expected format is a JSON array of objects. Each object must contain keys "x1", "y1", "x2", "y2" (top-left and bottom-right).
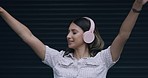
[
  {"x1": 67, "y1": 40, "x2": 74, "y2": 45},
  {"x1": 68, "y1": 41, "x2": 73, "y2": 45}
]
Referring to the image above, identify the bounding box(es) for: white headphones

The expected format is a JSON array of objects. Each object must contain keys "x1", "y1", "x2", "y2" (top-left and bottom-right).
[{"x1": 83, "y1": 17, "x2": 95, "y2": 43}]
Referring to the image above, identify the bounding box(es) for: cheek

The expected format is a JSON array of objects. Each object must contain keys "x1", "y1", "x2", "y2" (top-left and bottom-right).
[{"x1": 75, "y1": 34, "x2": 84, "y2": 43}]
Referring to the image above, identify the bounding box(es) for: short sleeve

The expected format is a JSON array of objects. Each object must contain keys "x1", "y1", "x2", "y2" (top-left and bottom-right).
[
  {"x1": 99, "y1": 46, "x2": 119, "y2": 69},
  {"x1": 42, "y1": 45, "x2": 62, "y2": 68}
]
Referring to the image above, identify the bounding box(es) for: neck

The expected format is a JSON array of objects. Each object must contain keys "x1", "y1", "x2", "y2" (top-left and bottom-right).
[{"x1": 74, "y1": 45, "x2": 90, "y2": 60}]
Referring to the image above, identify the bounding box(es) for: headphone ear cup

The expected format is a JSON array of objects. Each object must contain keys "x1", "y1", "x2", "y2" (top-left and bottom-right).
[{"x1": 83, "y1": 31, "x2": 95, "y2": 43}]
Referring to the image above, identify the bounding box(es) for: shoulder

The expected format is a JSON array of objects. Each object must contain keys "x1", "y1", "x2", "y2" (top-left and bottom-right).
[
  {"x1": 95, "y1": 46, "x2": 111, "y2": 57},
  {"x1": 45, "y1": 45, "x2": 66, "y2": 57}
]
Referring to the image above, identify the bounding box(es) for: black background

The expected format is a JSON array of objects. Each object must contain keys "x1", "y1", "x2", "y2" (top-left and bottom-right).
[{"x1": 0, "y1": 0, "x2": 148, "y2": 78}]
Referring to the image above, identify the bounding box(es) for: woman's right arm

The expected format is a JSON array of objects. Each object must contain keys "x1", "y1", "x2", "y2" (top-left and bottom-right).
[{"x1": 0, "y1": 7, "x2": 46, "y2": 60}]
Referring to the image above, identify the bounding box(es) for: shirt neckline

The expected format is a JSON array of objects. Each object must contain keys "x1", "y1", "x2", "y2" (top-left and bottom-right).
[{"x1": 65, "y1": 53, "x2": 91, "y2": 60}]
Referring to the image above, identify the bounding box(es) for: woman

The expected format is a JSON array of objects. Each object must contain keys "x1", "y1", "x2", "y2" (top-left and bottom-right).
[{"x1": 0, "y1": 0, "x2": 148, "y2": 78}]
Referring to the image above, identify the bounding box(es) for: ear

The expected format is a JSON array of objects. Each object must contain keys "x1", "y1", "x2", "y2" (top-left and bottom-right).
[{"x1": 83, "y1": 31, "x2": 95, "y2": 43}]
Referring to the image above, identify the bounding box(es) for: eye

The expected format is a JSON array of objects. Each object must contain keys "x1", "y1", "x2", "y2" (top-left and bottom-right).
[
  {"x1": 71, "y1": 29, "x2": 78, "y2": 35},
  {"x1": 73, "y1": 31, "x2": 77, "y2": 34}
]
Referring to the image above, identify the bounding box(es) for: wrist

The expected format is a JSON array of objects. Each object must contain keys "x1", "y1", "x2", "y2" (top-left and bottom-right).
[
  {"x1": 132, "y1": 0, "x2": 143, "y2": 12},
  {"x1": 0, "y1": 8, "x2": 7, "y2": 16},
  {"x1": 132, "y1": 8, "x2": 141, "y2": 13}
]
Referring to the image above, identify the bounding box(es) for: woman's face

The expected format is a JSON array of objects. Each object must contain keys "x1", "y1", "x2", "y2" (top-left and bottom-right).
[{"x1": 67, "y1": 22, "x2": 86, "y2": 49}]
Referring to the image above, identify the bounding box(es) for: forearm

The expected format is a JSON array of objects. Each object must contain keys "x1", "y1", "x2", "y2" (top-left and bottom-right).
[
  {"x1": 119, "y1": 9, "x2": 140, "y2": 38},
  {"x1": 0, "y1": 8, "x2": 46, "y2": 59},
  {"x1": 119, "y1": 0, "x2": 143, "y2": 39},
  {"x1": 0, "y1": 8, "x2": 33, "y2": 39}
]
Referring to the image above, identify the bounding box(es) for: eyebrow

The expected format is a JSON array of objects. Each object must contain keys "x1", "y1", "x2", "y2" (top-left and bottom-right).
[
  {"x1": 68, "y1": 28, "x2": 77, "y2": 31},
  {"x1": 71, "y1": 29, "x2": 77, "y2": 31}
]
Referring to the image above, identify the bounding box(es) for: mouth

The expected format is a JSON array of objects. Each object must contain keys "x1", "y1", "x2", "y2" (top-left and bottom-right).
[{"x1": 67, "y1": 41, "x2": 74, "y2": 45}]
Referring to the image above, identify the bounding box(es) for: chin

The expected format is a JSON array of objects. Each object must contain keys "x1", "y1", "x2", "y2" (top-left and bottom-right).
[
  {"x1": 68, "y1": 45, "x2": 73, "y2": 48},
  {"x1": 68, "y1": 45, "x2": 76, "y2": 49}
]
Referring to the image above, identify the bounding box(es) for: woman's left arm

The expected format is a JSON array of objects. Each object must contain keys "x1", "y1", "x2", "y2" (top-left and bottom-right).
[{"x1": 110, "y1": 0, "x2": 148, "y2": 62}]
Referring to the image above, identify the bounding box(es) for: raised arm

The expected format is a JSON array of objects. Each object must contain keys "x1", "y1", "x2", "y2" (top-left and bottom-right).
[
  {"x1": 110, "y1": 0, "x2": 148, "y2": 61},
  {"x1": 0, "y1": 7, "x2": 45, "y2": 60}
]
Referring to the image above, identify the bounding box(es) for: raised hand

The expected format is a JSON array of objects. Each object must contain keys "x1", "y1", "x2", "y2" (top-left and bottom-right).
[
  {"x1": 142, "y1": 0, "x2": 148, "y2": 5},
  {"x1": 0, "y1": 7, "x2": 4, "y2": 14},
  {"x1": 133, "y1": 0, "x2": 148, "y2": 10}
]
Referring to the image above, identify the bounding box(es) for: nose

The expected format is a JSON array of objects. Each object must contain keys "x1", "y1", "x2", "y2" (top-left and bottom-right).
[{"x1": 67, "y1": 32, "x2": 71, "y2": 39}]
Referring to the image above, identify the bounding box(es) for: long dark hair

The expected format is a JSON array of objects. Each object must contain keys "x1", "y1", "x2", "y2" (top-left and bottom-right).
[{"x1": 64, "y1": 17, "x2": 104, "y2": 57}]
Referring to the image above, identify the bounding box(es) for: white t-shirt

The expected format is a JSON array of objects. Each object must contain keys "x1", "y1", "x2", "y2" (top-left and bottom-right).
[{"x1": 42, "y1": 46, "x2": 118, "y2": 78}]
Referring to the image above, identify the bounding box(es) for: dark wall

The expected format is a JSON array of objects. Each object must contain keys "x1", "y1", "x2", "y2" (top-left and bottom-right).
[{"x1": 0, "y1": 0, "x2": 148, "y2": 78}]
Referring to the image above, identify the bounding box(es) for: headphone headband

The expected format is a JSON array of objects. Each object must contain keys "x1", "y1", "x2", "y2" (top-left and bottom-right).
[
  {"x1": 83, "y1": 17, "x2": 95, "y2": 43},
  {"x1": 83, "y1": 17, "x2": 95, "y2": 33}
]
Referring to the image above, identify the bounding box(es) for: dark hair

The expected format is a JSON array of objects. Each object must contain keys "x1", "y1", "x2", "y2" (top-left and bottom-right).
[{"x1": 64, "y1": 17, "x2": 104, "y2": 57}]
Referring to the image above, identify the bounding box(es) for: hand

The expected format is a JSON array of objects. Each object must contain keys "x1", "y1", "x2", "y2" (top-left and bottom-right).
[
  {"x1": 133, "y1": 0, "x2": 148, "y2": 10},
  {"x1": 0, "y1": 7, "x2": 4, "y2": 14},
  {"x1": 142, "y1": 0, "x2": 148, "y2": 5}
]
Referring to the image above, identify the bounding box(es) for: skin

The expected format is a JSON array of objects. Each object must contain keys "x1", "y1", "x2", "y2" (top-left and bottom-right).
[
  {"x1": 67, "y1": 22, "x2": 90, "y2": 59},
  {"x1": 110, "y1": 0, "x2": 148, "y2": 61},
  {"x1": 0, "y1": 0, "x2": 148, "y2": 61}
]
